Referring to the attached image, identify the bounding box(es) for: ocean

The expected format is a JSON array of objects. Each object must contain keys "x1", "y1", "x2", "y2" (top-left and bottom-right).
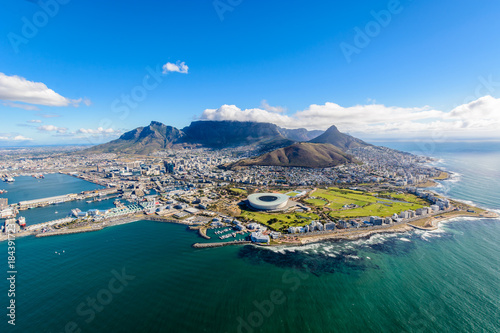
[
  {"x1": 1, "y1": 142, "x2": 499, "y2": 333},
  {"x1": 0, "y1": 173, "x2": 104, "y2": 205},
  {"x1": 0, "y1": 173, "x2": 108, "y2": 226}
]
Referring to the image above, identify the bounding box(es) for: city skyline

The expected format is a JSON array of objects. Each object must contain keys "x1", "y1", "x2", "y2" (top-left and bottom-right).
[{"x1": 2, "y1": 0, "x2": 500, "y2": 145}]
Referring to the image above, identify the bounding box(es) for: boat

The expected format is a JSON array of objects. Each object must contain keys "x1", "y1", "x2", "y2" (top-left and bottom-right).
[
  {"x1": 4, "y1": 177, "x2": 15, "y2": 182},
  {"x1": 17, "y1": 217, "x2": 26, "y2": 227},
  {"x1": 0, "y1": 189, "x2": 7, "y2": 194}
]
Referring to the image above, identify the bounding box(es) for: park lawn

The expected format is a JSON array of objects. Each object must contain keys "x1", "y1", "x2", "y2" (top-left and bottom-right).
[
  {"x1": 378, "y1": 192, "x2": 428, "y2": 205},
  {"x1": 329, "y1": 201, "x2": 424, "y2": 219},
  {"x1": 313, "y1": 188, "x2": 395, "y2": 210},
  {"x1": 229, "y1": 188, "x2": 247, "y2": 195},
  {"x1": 315, "y1": 188, "x2": 391, "y2": 205},
  {"x1": 313, "y1": 189, "x2": 357, "y2": 204},
  {"x1": 327, "y1": 202, "x2": 346, "y2": 210},
  {"x1": 328, "y1": 188, "x2": 383, "y2": 204},
  {"x1": 240, "y1": 209, "x2": 319, "y2": 231},
  {"x1": 304, "y1": 198, "x2": 328, "y2": 206}
]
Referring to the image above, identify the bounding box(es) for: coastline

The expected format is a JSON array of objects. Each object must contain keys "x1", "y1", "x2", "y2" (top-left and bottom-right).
[
  {"x1": 2, "y1": 168, "x2": 499, "y2": 247},
  {"x1": 417, "y1": 171, "x2": 450, "y2": 188},
  {"x1": 2, "y1": 204, "x2": 498, "y2": 246},
  {"x1": 292, "y1": 224, "x2": 413, "y2": 245}
]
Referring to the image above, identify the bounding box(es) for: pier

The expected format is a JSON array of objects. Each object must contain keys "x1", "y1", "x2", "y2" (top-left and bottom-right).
[
  {"x1": 17, "y1": 188, "x2": 119, "y2": 210},
  {"x1": 192, "y1": 240, "x2": 251, "y2": 248},
  {"x1": 36, "y1": 226, "x2": 103, "y2": 237},
  {"x1": 142, "y1": 215, "x2": 194, "y2": 225}
]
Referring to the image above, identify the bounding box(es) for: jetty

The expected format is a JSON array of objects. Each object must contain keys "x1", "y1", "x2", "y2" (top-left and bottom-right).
[
  {"x1": 36, "y1": 226, "x2": 103, "y2": 237},
  {"x1": 192, "y1": 240, "x2": 251, "y2": 248},
  {"x1": 142, "y1": 215, "x2": 194, "y2": 225}
]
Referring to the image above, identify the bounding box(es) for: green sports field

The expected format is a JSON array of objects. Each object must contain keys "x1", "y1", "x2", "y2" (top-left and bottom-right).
[{"x1": 311, "y1": 188, "x2": 425, "y2": 219}]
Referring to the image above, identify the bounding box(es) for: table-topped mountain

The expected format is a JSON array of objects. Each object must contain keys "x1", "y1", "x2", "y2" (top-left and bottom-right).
[{"x1": 181, "y1": 120, "x2": 294, "y2": 149}]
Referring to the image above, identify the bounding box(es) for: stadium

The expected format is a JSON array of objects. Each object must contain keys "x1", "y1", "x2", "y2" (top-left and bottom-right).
[{"x1": 247, "y1": 193, "x2": 289, "y2": 211}]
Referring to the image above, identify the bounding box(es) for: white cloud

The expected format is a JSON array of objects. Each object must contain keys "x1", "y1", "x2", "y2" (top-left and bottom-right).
[
  {"x1": 76, "y1": 127, "x2": 121, "y2": 135},
  {"x1": 199, "y1": 95, "x2": 500, "y2": 138},
  {"x1": 2, "y1": 101, "x2": 40, "y2": 111},
  {"x1": 260, "y1": 100, "x2": 286, "y2": 113},
  {"x1": 447, "y1": 95, "x2": 500, "y2": 123},
  {"x1": 0, "y1": 72, "x2": 89, "y2": 107},
  {"x1": 0, "y1": 134, "x2": 33, "y2": 141},
  {"x1": 12, "y1": 135, "x2": 33, "y2": 141},
  {"x1": 162, "y1": 61, "x2": 189, "y2": 74},
  {"x1": 38, "y1": 125, "x2": 68, "y2": 133},
  {"x1": 201, "y1": 104, "x2": 293, "y2": 125},
  {"x1": 28, "y1": 119, "x2": 42, "y2": 123}
]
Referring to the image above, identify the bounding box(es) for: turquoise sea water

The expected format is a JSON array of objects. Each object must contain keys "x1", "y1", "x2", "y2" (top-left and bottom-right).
[
  {"x1": 0, "y1": 174, "x2": 108, "y2": 226},
  {"x1": 1, "y1": 142, "x2": 499, "y2": 333},
  {"x1": 0, "y1": 173, "x2": 104, "y2": 204}
]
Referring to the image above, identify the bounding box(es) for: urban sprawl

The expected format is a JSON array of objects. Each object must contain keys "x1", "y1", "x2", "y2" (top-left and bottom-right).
[{"x1": 0, "y1": 146, "x2": 486, "y2": 245}]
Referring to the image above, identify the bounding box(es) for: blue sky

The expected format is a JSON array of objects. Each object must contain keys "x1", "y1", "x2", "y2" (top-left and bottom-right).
[{"x1": 1, "y1": 0, "x2": 500, "y2": 145}]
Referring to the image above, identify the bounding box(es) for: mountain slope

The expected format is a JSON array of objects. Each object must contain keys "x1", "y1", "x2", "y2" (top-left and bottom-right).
[
  {"x1": 226, "y1": 142, "x2": 356, "y2": 169},
  {"x1": 86, "y1": 121, "x2": 185, "y2": 154},
  {"x1": 309, "y1": 125, "x2": 371, "y2": 150},
  {"x1": 278, "y1": 128, "x2": 324, "y2": 141}
]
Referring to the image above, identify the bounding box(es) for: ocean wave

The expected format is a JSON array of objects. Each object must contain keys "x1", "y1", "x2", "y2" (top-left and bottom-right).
[
  {"x1": 349, "y1": 232, "x2": 399, "y2": 247},
  {"x1": 421, "y1": 233, "x2": 441, "y2": 242},
  {"x1": 411, "y1": 226, "x2": 448, "y2": 242},
  {"x1": 260, "y1": 228, "x2": 424, "y2": 257},
  {"x1": 345, "y1": 254, "x2": 360, "y2": 260},
  {"x1": 444, "y1": 172, "x2": 461, "y2": 183},
  {"x1": 451, "y1": 198, "x2": 495, "y2": 211}
]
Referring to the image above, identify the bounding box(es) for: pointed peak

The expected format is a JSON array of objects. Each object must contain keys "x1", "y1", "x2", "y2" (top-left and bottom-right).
[{"x1": 325, "y1": 125, "x2": 340, "y2": 132}]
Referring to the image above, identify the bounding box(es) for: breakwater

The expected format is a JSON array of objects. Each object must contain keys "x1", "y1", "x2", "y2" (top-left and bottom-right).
[
  {"x1": 192, "y1": 240, "x2": 251, "y2": 248},
  {"x1": 36, "y1": 226, "x2": 103, "y2": 237},
  {"x1": 143, "y1": 215, "x2": 193, "y2": 225}
]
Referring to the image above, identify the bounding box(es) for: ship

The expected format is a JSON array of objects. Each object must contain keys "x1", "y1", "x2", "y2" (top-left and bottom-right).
[
  {"x1": 4, "y1": 177, "x2": 15, "y2": 182},
  {"x1": 17, "y1": 216, "x2": 26, "y2": 227}
]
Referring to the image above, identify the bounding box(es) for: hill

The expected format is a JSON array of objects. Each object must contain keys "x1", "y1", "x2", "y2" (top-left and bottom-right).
[
  {"x1": 226, "y1": 142, "x2": 356, "y2": 169},
  {"x1": 85, "y1": 121, "x2": 186, "y2": 155},
  {"x1": 309, "y1": 125, "x2": 371, "y2": 150}
]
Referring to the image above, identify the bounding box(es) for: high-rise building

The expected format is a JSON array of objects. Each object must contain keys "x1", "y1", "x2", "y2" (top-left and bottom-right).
[
  {"x1": 0, "y1": 198, "x2": 7, "y2": 210},
  {"x1": 164, "y1": 160, "x2": 175, "y2": 174}
]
